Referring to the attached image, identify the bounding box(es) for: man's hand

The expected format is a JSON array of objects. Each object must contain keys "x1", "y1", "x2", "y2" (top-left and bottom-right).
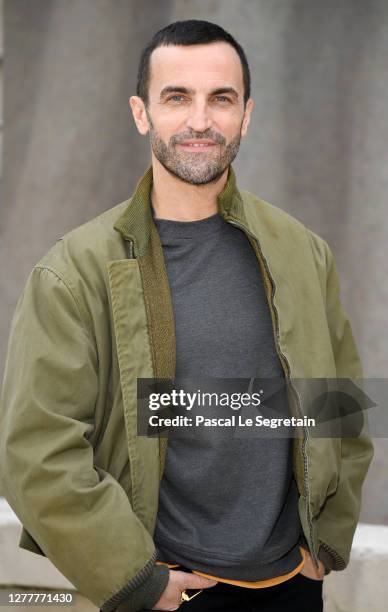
[
  {"x1": 151, "y1": 570, "x2": 218, "y2": 610},
  {"x1": 300, "y1": 548, "x2": 326, "y2": 580}
]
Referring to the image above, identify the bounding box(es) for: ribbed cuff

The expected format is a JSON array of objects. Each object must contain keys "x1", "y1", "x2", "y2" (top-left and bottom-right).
[
  {"x1": 100, "y1": 551, "x2": 170, "y2": 612},
  {"x1": 317, "y1": 547, "x2": 334, "y2": 575},
  {"x1": 112, "y1": 564, "x2": 170, "y2": 612},
  {"x1": 317, "y1": 541, "x2": 346, "y2": 575},
  {"x1": 299, "y1": 534, "x2": 334, "y2": 575}
]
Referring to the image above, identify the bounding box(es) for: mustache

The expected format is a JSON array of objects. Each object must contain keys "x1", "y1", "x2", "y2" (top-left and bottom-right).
[{"x1": 170, "y1": 131, "x2": 226, "y2": 146}]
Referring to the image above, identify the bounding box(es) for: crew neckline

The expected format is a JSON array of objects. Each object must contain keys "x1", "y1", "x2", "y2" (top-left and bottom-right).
[{"x1": 151, "y1": 205, "x2": 225, "y2": 239}]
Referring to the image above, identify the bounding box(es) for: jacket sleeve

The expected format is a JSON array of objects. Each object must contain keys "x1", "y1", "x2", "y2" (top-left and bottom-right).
[
  {"x1": 0, "y1": 266, "x2": 169, "y2": 611},
  {"x1": 312, "y1": 238, "x2": 374, "y2": 572}
]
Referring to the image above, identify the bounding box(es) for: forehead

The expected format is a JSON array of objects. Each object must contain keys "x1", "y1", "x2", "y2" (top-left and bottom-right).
[{"x1": 148, "y1": 42, "x2": 244, "y2": 93}]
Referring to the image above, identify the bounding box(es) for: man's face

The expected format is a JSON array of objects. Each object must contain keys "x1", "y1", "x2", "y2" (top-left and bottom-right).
[{"x1": 133, "y1": 42, "x2": 253, "y2": 185}]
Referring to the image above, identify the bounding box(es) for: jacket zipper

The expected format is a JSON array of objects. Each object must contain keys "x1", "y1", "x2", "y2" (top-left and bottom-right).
[{"x1": 225, "y1": 216, "x2": 319, "y2": 567}]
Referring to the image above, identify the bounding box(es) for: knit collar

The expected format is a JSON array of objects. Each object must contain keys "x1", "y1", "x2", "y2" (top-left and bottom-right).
[{"x1": 114, "y1": 164, "x2": 246, "y2": 257}]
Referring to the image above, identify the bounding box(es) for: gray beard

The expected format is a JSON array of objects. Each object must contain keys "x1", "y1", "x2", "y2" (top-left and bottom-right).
[{"x1": 146, "y1": 111, "x2": 242, "y2": 185}]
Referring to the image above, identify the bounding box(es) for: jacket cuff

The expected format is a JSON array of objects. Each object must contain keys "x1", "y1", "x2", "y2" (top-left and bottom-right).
[
  {"x1": 317, "y1": 541, "x2": 347, "y2": 575},
  {"x1": 100, "y1": 562, "x2": 170, "y2": 612},
  {"x1": 116, "y1": 564, "x2": 170, "y2": 612},
  {"x1": 100, "y1": 551, "x2": 169, "y2": 612},
  {"x1": 298, "y1": 535, "x2": 334, "y2": 575},
  {"x1": 317, "y1": 546, "x2": 334, "y2": 575}
]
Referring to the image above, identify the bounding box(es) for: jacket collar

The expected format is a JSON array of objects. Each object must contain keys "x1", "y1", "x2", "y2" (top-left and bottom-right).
[{"x1": 114, "y1": 164, "x2": 247, "y2": 257}]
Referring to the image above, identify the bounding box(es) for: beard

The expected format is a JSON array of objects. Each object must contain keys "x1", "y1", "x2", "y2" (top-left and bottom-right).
[{"x1": 146, "y1": 110, "x2": 242, "y2": 185}]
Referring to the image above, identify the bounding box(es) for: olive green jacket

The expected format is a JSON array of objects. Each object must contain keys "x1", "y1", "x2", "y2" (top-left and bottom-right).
[{"x1": 0, "y1": 166, "x2": 373, "y2": 610}]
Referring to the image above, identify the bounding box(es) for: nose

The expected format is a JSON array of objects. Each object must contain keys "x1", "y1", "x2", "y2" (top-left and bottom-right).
[{"x1": 186, "y1": 100, "x2": 212, "y2": 132}]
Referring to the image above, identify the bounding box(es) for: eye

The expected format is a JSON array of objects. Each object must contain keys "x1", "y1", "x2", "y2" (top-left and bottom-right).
[
  {"x1": 167, "y1": 95, "x2": 187, "y2": 103},
  {"x1": 214, "y1": 95, "x2": 231, "y2": 103}
]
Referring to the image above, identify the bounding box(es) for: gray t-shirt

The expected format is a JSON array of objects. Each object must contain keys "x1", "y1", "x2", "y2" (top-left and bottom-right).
[{"x1": 152, "y1": 209, "x2": 303, "y2": 580}]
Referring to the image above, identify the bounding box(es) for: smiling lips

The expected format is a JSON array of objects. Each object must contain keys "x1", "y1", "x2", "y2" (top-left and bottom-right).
[{"x1": 178, "y1": 140, "x2": 218, "y2": 150}]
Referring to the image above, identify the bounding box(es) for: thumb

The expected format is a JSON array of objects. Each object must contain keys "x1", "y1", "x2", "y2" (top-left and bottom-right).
[{"x1": 183, "y1": 573, "x2": 218, "y2": 589}]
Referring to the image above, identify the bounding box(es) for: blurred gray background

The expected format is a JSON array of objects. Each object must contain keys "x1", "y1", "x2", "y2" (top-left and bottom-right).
[{"x1": 1, "y1": 0, "x2": 387, "y2": 523}]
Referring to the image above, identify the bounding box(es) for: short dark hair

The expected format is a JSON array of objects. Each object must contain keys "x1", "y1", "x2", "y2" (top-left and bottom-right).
[{"x1": 136, "y1": 20, "x2": 251, "y2": 107}]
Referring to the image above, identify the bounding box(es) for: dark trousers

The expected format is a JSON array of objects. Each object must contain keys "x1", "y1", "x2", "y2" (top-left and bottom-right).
[{"x1": 180, "y1": 569, "x2": 323, "y2": 612}]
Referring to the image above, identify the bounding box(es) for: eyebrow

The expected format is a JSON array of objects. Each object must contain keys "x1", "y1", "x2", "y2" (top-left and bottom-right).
[{"x1": 159, "y1": 86, "x2": 239, "y2": 100}]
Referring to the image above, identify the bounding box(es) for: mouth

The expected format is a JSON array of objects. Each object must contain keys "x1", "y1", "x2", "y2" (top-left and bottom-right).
[{"x1": 177, "y1": 140, "x2": 218, "y2": 151}]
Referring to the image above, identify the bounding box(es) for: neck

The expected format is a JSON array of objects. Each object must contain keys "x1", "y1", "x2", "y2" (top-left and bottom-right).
[{"x1": 150, "y1": 156, "x2": 229, "y2": 221}]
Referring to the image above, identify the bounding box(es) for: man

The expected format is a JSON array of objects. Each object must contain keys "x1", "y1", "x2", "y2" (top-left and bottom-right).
[{"x1": 0, "y1": 19, "x2": 373, "y2": 612}]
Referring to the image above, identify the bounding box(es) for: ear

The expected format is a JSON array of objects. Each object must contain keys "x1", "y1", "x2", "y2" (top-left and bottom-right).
[
  {"x1": 129, "y1": 96, "x2": 150, "y2": 135},
  {"x1": 241, "y1": 98, "x2": 254, "y2": 138}
]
